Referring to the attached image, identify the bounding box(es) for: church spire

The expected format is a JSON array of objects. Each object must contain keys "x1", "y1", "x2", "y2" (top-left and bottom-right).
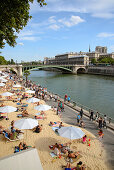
[{"x1": 89, "y1": 45, "x2": 91, "y2": 52}]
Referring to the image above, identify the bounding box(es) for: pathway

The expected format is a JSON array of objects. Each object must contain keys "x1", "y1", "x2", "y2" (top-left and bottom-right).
[{"x1": 46, "y1": 99, "x2": 114, "y2": 170}]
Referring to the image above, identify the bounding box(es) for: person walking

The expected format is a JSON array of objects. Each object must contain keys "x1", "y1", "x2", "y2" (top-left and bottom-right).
[
  {"x1": 80, "y1": 108, "x2": 83, "y2": 118},
  {"x1": 77, "y1": 114, "x2": 81, "y2": 125},
  {"x1": 103, "y1": 115, "x2": 107, "y2": 129},
  {"x1": 98, "y1": 117, "x2": 103, "y2": 129},
  {"x1": 68, "y1": 96, "x2": 70, "y2": 103},
  {"x1": 90, "y1": 110, "x2": 94, "y2": 121}
]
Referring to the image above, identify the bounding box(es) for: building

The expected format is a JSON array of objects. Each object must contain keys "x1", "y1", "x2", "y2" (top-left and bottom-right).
[
  {"x1": 99, "y1": 52, "x2": 114, "y2": 59},
  {"x1": 44, "y1": 52, "x2": 89, "y2": 66},
  {"x1": 86, "y1": 51, "x2": 100, "y2": 61},
  {"x1": 95, "y1": 46, "x2": 107, "y2": 53}
]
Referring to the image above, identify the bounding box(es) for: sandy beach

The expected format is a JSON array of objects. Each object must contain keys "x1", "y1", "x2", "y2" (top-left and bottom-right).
[{"x1": 0, "y1": 84, "x2": 108, "y2": 170}]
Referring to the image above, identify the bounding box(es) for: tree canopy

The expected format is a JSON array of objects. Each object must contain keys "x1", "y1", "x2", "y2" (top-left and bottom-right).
[
  {"x1": 0, "y1": 0, "x2": 47, "y2": 48},
  {"x1": 0, "y1": 56, "x2": 7, "y2": 65}
]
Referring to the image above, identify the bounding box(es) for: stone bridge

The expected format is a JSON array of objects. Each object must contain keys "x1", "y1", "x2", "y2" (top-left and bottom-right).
[
  {"x1": 0, "y1": 65, "x2": 22, "y2": 77},
  {"x1": 0, "y1": 64, "x2": 87, "y2": 77}
]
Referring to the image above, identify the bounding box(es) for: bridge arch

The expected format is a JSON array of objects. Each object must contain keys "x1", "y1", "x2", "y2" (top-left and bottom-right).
[
  {"x1": 23, "y1": 65, "x2": 73, "y2": 73},
  {"x1": 77, "y1": 67, "x2": 86, "y2": 74}
]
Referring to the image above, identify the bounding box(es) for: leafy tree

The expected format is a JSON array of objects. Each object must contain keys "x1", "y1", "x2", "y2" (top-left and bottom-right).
[
  {"x1": 0, "y1": 0, "x2": 47, "y2": 48},
  {"x1": 24, "y1": 70, "x2": 30, "y2": 87},
  {"x1": 98, "y1": 57, "x2": 114, "y2": 64},
  {"x1": 0, "y1": 56, "x2": 7, "y2": 65},
  {"x1": 91, "y1": 58, "x2": 97, "y2": 64}
]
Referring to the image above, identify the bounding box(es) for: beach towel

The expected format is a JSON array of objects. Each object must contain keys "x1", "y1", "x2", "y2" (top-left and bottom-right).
[
  {"x1": 50, "y1": 152, "x2": 57, "y2": 158},
  {"x1": 52, "y1": 127, "x2": 59, "y2": 132}
]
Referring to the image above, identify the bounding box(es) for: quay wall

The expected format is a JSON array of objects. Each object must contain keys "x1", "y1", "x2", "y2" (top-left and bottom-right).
[{"x1": 87, "y1": 66, "x2": 114, "y2": 76}]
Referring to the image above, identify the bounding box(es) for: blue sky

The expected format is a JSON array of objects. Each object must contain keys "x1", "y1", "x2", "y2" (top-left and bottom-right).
[{"x1": 1, "y1": 0, "x2": 114, "y2": 62}]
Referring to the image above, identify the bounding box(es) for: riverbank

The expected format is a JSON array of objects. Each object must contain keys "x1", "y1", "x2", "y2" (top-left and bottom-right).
[
  {"x1": 28, "y1": 70, "x2": 114, "y2": 120},
  {"x1": 0, "y1": 74, "x2": 109, "y2": 170}
]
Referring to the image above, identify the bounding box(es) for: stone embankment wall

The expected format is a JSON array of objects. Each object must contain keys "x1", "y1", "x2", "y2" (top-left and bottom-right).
[{"x1": 87, "y1": 66, "x2": 114, "y2": 76}]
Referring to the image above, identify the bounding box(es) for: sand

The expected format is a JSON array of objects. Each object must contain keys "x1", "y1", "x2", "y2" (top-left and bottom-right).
[{"x1": 0, "y1": 87, "x2": 108, "y2": 170}]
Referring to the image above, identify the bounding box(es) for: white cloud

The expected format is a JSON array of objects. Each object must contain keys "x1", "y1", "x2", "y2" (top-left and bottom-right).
[
  {"x1": 48, "y1": 16, "x2": 56, "y2": 23},
  {"x1": 18, "y1": 42, "x2": 24, "y2": 46},
  {"x1": 20, "y1": 36, "x2": 41, "y2": 41},
  {"x1": 58, "y1": 16, "x2": 85, "y2": 27},
  {"x1": 97, "y1": 32, "x2": 114, "y2": 38},
  {"x1": 48, "y1": 24, "x2": 60, "y2": 30},
  {"x1": 19, "y1": 30, "x2": 34, "y2": 36},
  {"x1": 30, "y1": 0, "x2": 114, "y2": 19}
]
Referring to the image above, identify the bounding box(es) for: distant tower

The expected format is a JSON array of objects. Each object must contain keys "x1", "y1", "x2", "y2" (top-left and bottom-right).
[{"x1": 89, "y1": 45, "x2": 91, "y2": 52}]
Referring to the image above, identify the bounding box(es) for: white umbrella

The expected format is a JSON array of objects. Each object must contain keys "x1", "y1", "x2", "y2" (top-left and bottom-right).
[
  {"x1": 2, "y1": 92, "x2": 14, "y2": 96},
  {"x1": 0, "y1": 106, "x2": 17, "y2": 113},
  {"x1": 13, "y1": 84, "x2": 21, "y2": 88},
  {"x1": 14, "y1": 118, "x2": 38, "y2": 130},
  {"x1": 0, "y1": 77, "x2": 8, "y2": 82},
  {"x1": 58, "y1": 126, "x2": 85, "y2": 140},
  {"x1": 14, "y1": 118, "x2": 38, "y2": 138},
  {"x1": 26, "y1": 90, "x2": 35, "y2": 94},
  {"x1": 34, "y1": 104, "x2": 51, "y2": 111},
  {"x1": 0, "y1": 83, "x2": 5, "y2": 87},
  {"x1": 0, "y1": 106, "x2": 17, "y2": 119},
  {"x1": 27, "y1": 97, "x2": 40, "y2": 103}
]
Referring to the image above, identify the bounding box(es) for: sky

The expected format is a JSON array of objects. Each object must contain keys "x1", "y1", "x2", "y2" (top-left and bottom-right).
[{"x1": 1, "y1": 0, "x2": 114, "y2": 62}]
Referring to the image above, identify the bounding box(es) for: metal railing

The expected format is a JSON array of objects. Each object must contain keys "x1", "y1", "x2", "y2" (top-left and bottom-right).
[{"x1": 47, "y1": 91, "x2": 114, "y2": 124}]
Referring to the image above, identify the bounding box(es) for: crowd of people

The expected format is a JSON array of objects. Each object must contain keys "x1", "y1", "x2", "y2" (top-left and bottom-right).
[{"x1": 0, "y1": 70, "x2": 110, "y2": 170}]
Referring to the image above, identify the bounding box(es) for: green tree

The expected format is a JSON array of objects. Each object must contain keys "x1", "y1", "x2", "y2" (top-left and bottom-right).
[
  {"x1": 91, "y1": 58, "x2": 97, "y2": 64},
  {"x1": 0, "y1": 0, "x2": 47, "y2": 48},
  {"x1": 24, "y1": 70, "x2": 30, "y2": 87},
  {"x1": 98, "y1": 57, "x2": 114, "y2": 64},
  {"x1": 0, "y1": 56, "x2": 7, "y2": 65}
]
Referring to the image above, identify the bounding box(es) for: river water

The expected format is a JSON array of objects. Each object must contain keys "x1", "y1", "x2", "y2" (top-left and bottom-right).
[{"x1": 28, "y1": 70, "x2": 114, "y2": 119}]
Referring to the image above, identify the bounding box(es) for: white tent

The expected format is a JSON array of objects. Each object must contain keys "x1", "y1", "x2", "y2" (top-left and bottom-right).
[{"x1": 0, "y1": 148, "x2": 43, "y2": 170}]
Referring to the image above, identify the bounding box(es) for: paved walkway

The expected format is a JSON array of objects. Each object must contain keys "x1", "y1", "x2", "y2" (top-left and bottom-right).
[{"x1": 46, "y1": 99, "x2": 114, "y2": 170}]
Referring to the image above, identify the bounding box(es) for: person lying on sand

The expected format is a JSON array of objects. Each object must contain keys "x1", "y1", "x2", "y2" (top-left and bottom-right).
[
  {"x1": 34, "y1": 115, "x2": 47, "y2": 120},
  {"x1": 49, "y1": 121, "x2": 61, "y2": 126},
  {"x1": 62, "y1": 161, "x2": 86, "y2": 170},
  {"x1": 22, "y1": 109, "x2": 29, "y2": 117},
  {"x1": 33, "y1": 125, "x2": 42, "y2": 133},
  {"x1": 14, "y1": 142, "x2": 35, "y2": 153},
  {"x1": 68, "y1": 151, "x2": 80, "y2": 158},
  {"x1": 49, "y1": 142, "x2": 71, "y2": 154}
]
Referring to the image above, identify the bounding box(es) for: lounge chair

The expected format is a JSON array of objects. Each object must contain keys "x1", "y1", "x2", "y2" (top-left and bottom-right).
[{"x1": 2, "y1": 132, "x2": 23, "y2": 142}]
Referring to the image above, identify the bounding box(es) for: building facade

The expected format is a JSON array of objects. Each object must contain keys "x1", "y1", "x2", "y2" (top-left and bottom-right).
[
  {"x1": 44, "y1": 53, "x2": 89, "y2": 66},
  {"x1": 95, "y1": 46, "x2": 107, "y2": 53}
]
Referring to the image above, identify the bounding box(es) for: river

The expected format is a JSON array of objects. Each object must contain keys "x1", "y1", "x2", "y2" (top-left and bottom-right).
[{"x1": 28, "y1": 70, "x2": 114, "y2": 119}]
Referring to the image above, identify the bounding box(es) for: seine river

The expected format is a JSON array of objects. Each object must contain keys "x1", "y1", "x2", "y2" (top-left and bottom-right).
[{"x1": 28, "y1": 70, "x2": 114, "y2": 119}]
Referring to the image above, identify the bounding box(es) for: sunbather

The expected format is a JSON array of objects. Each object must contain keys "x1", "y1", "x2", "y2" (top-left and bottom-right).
[
  {"x1": 68, "y1": 151, "x2": 80, "y2": 158},
  {"x1": 49, "y1": 121, "x2": 61, "y2": 126},
  {"x1": 34, "y1": 115, "x2": 46, "y2": 119},
  {"x1": 33, "y1": 125, "x2": 42, "y2": 133},
  {"x1": 14, "y1": 142, "x2": 35, "y2": 153}
]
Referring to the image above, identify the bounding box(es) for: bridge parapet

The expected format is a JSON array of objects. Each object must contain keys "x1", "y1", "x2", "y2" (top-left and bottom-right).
[
  {"x1": 22, "y1": 64, "x2": 87, "y2": 74},
  {"x1": 0, "y1": 65, "x2": 22, "y2": 77}
]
